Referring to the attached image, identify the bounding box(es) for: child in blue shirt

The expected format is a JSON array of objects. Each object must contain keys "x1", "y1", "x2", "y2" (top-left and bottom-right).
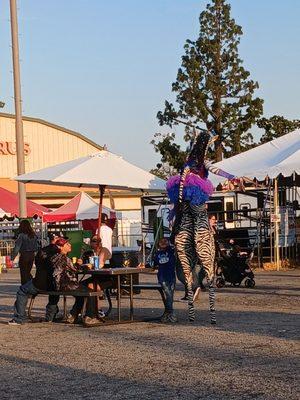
[{"x1": 153, "y1": 238, "x2": 177, "y2": 323}]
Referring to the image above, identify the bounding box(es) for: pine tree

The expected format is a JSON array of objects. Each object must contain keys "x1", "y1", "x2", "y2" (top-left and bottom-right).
[{"x1": 154, "y1": 0, "x2": 263, "y2": 173}]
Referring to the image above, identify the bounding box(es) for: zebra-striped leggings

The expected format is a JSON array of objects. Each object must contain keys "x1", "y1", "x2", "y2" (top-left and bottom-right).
[{"x1": 175, "y1": 202, "x2": 216, "y2": 324}]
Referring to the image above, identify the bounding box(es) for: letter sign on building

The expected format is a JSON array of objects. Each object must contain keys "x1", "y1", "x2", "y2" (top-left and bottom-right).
[{"x1": 0, "y1": 141, "x2": 30, "y2": 155}]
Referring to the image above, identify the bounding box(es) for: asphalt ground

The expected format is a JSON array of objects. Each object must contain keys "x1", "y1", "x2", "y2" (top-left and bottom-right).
[{"x1": 0, "y1": 268, "x2": 299, "y2": 400}]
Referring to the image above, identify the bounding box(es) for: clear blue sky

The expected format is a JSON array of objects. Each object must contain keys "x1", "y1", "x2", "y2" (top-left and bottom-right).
[{"x1": 0, "y1": 0, "x2": 299, "y2": 170}]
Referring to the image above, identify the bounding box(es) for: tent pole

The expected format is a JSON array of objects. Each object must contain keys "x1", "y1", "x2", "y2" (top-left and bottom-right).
[
  {"x1": 270, "y1": 185, "x2": 273, "y2": 264},
  {"x1": 274, "y1": 178, "x2": 280, "y2": 271}
]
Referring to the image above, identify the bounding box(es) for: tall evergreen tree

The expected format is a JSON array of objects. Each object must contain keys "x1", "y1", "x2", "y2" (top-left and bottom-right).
[{"x1": 154, "y1": 0, "x2": 263, "y2": 175}]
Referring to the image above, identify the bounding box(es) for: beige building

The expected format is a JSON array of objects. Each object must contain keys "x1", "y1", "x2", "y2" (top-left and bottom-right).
[{"x1": 0, "y1": 112, "x2": 142, "y2": 212}]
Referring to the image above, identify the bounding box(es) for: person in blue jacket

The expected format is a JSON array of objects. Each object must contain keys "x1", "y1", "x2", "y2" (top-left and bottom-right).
[{"x1": 153, "y1": 237, "x2": 177, "y2": 323}]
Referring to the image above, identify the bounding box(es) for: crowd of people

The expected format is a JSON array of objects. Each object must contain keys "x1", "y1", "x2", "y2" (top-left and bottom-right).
[
  {"x1": 8, "y1": 214, "x2": 113, "y2": 327},
  {"x1": 8, "y1": 207, "x2": 224, "y2": 327},
  {"x1": 7, "y1": 209, "x2": 252, "y2": 327}
]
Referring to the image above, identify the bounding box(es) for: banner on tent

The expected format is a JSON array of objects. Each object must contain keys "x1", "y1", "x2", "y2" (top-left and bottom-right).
[{"x1": 278, "y1": 206, "x2": 296, "y2": 247}]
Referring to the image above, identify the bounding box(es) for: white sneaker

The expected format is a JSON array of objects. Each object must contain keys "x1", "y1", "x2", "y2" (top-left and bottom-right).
[
  {"x1": 98, "y1": 309, "x2": 106, "y2": 318},
  {"x1": 8, "y1": 319, "x2": 22, "y2": 326}
]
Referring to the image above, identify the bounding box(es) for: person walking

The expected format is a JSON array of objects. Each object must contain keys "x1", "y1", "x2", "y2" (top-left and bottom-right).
[{"x1": 11, "y1": 220, "x2": 39, "y2": 284}]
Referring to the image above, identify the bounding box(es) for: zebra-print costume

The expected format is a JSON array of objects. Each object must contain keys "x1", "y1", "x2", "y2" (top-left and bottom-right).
[
  {"x1": 167, "y1": 133, "x2": 236, "y2": 324},
  {"x1": 175, "y1": 202, "x2": 216, "y2": 323}
]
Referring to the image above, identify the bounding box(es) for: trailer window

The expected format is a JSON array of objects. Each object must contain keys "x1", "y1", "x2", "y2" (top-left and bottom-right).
[
  {"x1": 226, "y1": 202, "x2": 234, "y2": 222},
  {"x1": 148, "y1": 209, "x2": 157, "y2": 228}
]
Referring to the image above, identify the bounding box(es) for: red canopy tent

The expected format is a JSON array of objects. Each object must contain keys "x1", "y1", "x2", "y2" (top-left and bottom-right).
[
  {"x1": 43, "y1": 192, "x2": 118, "y2": 233},
  {"x1": 0, "y1": 187, "x2": 49, "y2": 217}
]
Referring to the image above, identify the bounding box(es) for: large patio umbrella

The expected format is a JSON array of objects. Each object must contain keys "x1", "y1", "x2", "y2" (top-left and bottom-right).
[
  {"x1": 0, "y1": 187, "x2": 49, "y2": 217},
  {"x1": 15, "y1": 150, "x2": 166, "y2": 233}
]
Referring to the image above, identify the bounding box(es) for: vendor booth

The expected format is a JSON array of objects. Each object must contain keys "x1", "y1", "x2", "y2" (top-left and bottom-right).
[
  {"x1": 0, "y1": 187, "x2": 49, "y2": 257},
  {"x1": 0, "y1": 187, "x2": 49, "y2": 218},
  {"x1": 43, "y1": 191, "x2": 121, "y2": 258}
]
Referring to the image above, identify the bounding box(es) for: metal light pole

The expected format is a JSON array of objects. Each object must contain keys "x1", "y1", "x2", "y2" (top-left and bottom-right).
[{"x1": 10, "y1": 0, "x2": 27, "y2": 217}]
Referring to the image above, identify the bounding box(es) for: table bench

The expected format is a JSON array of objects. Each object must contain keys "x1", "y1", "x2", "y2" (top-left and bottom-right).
[
  {"x1": 120, "y1": 284, "x2": 166, "y2": 307},
  {"x1": 28, "y1": 288, "x2": 112, "y2": 320}
]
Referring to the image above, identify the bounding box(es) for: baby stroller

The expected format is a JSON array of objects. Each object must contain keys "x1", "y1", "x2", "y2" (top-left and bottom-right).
[{"x1": 215, "y1": 241, "x2": 255, "y2": 288}]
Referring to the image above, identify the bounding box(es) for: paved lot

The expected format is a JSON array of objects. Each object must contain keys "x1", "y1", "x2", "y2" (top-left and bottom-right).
[{"x1": 0, "y1": 269, "x2": 299, "y2": 400}]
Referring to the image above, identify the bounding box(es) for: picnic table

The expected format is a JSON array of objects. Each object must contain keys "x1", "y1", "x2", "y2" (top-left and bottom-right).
[
  {"x1": 28, "y1": 267, "x2": 165, "y2": 326},
  {"x1": 79, "y1": 267, "x2": 141, "y2": 322}
]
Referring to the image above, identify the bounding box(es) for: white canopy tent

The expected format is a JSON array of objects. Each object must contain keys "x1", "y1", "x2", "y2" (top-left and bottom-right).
[
  {"x1": 208, "y1": 130, "x2": 300, "y2": 270},
  {"x1": 210, "y1": 129, "x2": 300, "y2": 187}
]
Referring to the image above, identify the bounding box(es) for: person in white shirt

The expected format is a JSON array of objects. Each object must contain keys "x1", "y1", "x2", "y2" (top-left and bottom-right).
[{"x1": 96, "y1": 213, "x2": 113, "y2": 267}]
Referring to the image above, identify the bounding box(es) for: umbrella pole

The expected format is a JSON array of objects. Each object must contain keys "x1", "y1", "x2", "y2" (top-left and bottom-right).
[{"x1": 97, "y1": 185, "x2": 106, "y2": 239}]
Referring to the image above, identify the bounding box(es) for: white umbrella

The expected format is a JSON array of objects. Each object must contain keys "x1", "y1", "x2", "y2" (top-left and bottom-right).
[
  {"x1": 15, "y1": 151, "x2": 166, "y2": 191},
  {"x1": 15, "y1": 150, "x2": 166, "y2": 233}
]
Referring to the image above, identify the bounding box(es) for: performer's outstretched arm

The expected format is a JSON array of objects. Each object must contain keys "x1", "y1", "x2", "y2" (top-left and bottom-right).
[{"x1": 204, "y1": 160, "x2": 235, "y2": 180}]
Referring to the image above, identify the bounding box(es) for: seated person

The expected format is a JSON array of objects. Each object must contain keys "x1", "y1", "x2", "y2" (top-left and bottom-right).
[
  {"x1": 8, "y1": 233, "x2": 60, "y2": 325},
  {"x1": 34, "y1": 233, "x2": 61, "y2": 321},
  {"x1": 77, "y1": 235, "x2": 113, "y2": 317},
  {"x1": 228, "y1": 240, "x2": 248, "y2": 257},
  {"x1": 51, "y1": 238, "x2": 100, "y2": 326},
  {"x1": 78, "y1": 235, "x2": 102, "y2": 265}
]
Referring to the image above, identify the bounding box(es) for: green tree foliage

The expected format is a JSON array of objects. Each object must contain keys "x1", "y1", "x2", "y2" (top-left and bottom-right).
[
  {"x1": 153, "y1": 0, "x2": 263, "y2": 176},
  {"x1": 257, "y1": 115, "x2": 300, "y2": 144}
]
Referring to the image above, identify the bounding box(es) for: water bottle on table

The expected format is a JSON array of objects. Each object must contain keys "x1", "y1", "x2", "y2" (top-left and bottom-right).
[{"x1": 93, "y1": 256, "x2": 99, "y2": 270}]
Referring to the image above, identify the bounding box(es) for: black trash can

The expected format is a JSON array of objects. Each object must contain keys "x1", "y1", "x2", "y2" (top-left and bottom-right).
[{"x1": 110, "y1": 248, "x2": 140, "y2": 293}]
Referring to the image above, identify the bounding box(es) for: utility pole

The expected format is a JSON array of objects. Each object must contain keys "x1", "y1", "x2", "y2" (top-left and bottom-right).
[{"x1": 10, "y1": 0, "x2": 27, "y2": 217}]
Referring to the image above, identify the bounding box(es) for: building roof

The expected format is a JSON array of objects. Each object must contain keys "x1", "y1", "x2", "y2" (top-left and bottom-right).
[{"x1": 0, "y1": 112, "x2": 103, "y2": 151}]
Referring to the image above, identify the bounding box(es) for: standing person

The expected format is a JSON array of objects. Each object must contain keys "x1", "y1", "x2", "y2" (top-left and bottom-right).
[
  {"x1": 153, "y1": 238, "x2": 177, "y2": 323},
  {"x1": 209, "y1": 214, "x2": 218, "y2": 236},
  {"x1": 167, "y1": 132, "x2": 241, "y2": 323},
  {"x1": 96, "y1": 213, "x2": 113, "y2": 268},
  {"x1": 11, "y1": 220, "x2": 39, "y2": 284}
]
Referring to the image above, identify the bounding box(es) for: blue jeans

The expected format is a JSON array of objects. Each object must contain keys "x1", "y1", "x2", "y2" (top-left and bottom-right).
[
  {"x1": 160, "y1": 281, "x2": 175, "y2": 313},
  {"x1": 13, "y1": 280, "x2": 58, "y2": 323}
]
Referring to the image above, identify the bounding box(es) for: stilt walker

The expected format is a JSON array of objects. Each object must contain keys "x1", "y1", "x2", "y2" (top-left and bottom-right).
[{"x1": 167, "y1": 131, "x2": 240, "y2": 324}]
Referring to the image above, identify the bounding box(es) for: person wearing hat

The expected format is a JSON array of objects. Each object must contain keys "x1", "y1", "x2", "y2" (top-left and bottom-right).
[{"x1": 52, "y1": 238, "x2": 100, "y2": 326}]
